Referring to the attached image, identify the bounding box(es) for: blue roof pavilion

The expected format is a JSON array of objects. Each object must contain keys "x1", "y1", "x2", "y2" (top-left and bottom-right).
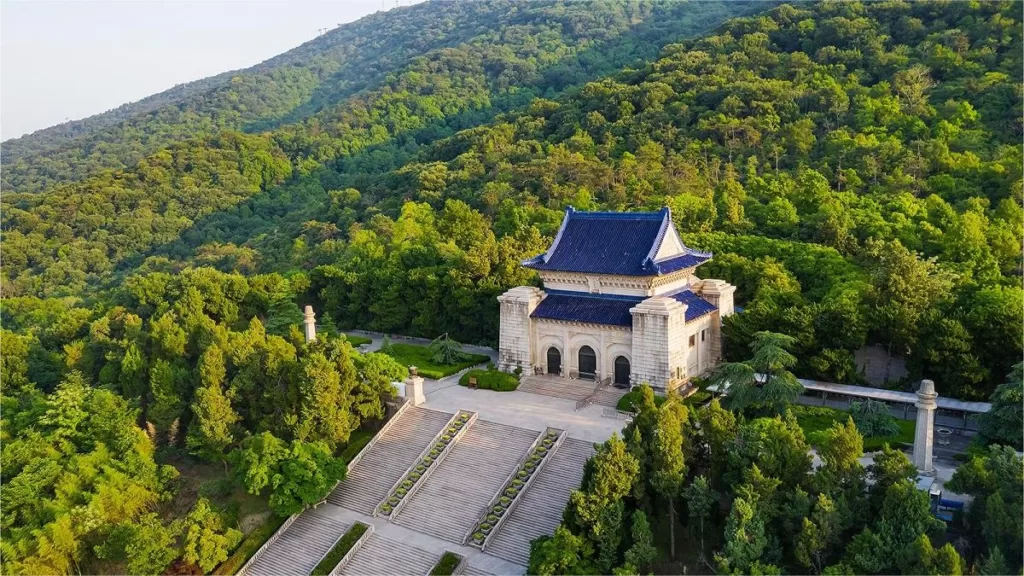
[{"x1": 522, "y1": 207, "x2": 711, "y2": 276}]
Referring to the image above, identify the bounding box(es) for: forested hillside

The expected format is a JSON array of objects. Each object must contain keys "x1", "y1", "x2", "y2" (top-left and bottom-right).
[
  {"x1": 0, "y1": 0, "x2": 753, "y2": 192},
  {"x1": 1, "y1": 2, "x2": 1022, "y2": 573}
]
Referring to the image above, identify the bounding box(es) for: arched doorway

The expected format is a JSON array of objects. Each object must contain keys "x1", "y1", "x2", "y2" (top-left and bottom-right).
[
  {"x1": 547, "y1": 347, "x2": 561, "y2": 375},
  {"x1": 614, "y1": 356, "x2": 631, "y2": 388},
  {"x1": 578, "y1": 346, "x2": 596, "y2": 380}
]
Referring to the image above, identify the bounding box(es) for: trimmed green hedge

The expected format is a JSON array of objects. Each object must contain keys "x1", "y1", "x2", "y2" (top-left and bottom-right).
[
  {"x1": 429, "y1": 551, "x2": 463, "y2": 576},
  {"x1": 211, "y1": 514, "x2": 288, "y2": 575},
  {"x1": 311, "y1": 523, "x2": 369, "y2": 576},
  {"x1": 458, "y1": 369, "x2": 519, "y2": 391},
  {"x1": 383, "y1": 343, "x2": 489, "y2": 379},
  {"x1": 338, "y1": 429, "x2": 375, "y2": 464},
  {"x1": 343, "y1": 333, "x2": 372, "y2": 347}
]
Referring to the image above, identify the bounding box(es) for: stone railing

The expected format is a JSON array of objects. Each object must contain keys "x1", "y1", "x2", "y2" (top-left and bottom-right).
[
  {"x1": 376, "y1": 410, "x2": 477, "y2": 518},
  {"x1": 465, "y1": 427, "x2": 565, "y2": 548},
  {"x1": 236, "y1": 513, "x2": 298, "y2": 576}
]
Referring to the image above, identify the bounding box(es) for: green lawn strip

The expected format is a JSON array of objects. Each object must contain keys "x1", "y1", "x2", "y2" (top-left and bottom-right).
[
  {"x1": 211, "y1": 513, "x2": 287, "y2": 575},
  {"x1": 310, "y1": 523, "x2": 369, "y2": 576},
  {"x1": 383, "y1": 343, "x2": 489, "y2": 379},
  {"x1": 343, "y1": 333, "x2": 372, "y2": 347},
  {"x1": 458, "y1": 368, "x2": 519, "y2": 391},
  {"x1": 429, "y1": 551, "x2": 463, "y2": 576},
  {"x1": 791, "y1": 404, "x2": 915, "y2": 451}
]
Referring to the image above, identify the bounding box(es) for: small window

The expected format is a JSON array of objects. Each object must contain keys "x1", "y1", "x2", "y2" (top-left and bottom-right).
[
  {"x1": 701, "y1": 330, "x2": 706, "y2": 342},
  {"x1": 689, "y1": 335, "x2": 695, "y2": 347}
]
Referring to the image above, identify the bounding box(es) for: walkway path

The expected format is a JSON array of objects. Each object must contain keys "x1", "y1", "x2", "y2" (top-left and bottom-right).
[
  {"x1": 393, "y1": 420, "x2": 538, "y2": 543},
  {"x1": 244, "y1": 511, "x2": 348, "y2": 576},
  {"x1": 485, "y1": 438, "x2": 595, "y2": 566},
  {"x1": 328, "y1": 406, "x2": 453, "y2": 514}
]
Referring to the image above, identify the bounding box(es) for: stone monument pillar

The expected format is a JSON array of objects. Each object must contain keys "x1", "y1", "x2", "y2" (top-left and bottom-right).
[
  {"x1": 497, "y1": 286, "x2": 544, "y2": 373},
  {"x1": 913, "y1": 379, "x2": 937, "y2": 476},
  {"x1": 303, "y1": 305, "x2": 317, "y2": 343},
  {"x1": 405, "y1": 366, "x2": 426, "y2": 406}
]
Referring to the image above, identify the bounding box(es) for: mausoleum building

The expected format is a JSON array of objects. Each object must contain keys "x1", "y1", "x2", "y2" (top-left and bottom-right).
[{"x1": 497, "y1": 207, "x2": 736, "y2": 394}]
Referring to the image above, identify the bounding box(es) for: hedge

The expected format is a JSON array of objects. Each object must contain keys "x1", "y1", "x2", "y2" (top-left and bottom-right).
[
  {"x1": 458, "y1": 368, "x2": 519, "y2": 391},
  {"x1": 211, "y1": 514, "x2": 288, "y2": 575}
]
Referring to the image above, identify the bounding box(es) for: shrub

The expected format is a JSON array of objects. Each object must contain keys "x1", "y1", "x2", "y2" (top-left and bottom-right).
[
  {"x1": 458, "y1": 369, "x2": 520, "y2": 392},
  {"x1": 499, "y1": 497, "x2": 511, "y2": 505},
  {"x1": 212, "y1": 514, "x2": 287, "y2": 575}
]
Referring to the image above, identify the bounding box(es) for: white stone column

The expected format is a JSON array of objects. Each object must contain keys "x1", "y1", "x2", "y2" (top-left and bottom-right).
[
  {"x1": 405, "y1": 366, "x2": 426, "y2": 407},
  {"x1": 497, "y1": 286, "x2": 544, "y2": 373},
  {"x1": 303, "y1": 305, "x2": 317, "y2": 343},
  {"x1": 913, "y1": 379, "x2": 937, "y2": 476}
]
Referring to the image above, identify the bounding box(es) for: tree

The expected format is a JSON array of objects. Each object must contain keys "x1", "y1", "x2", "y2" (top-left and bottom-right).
[
  {"x1": 567, "y1": 434, "x2": 640, "y2": 538},
  {"x1": 682, "y1": 476, "x2": 716, "y2": 558},
  {"x1": 651, "y1": 398, "x2": 687, "y2": 560},
  {"x1": 96, "y1": 514, "x2": 180, "y2": 576},
  {"x1": 708, "y1": 331, "x2": 803, "y2": 415},
  {"x1": 875, "y1": 480, "x2": 945, "y2": 572},
  {"x1": 267, "y1": 440, "x2": 346, "y2": 516},
  {"x1": 796, "y1": 494, "x2": 839, "y2": 573},
  {"x1": 906, "y1": 534, "x2": 965, "y2": 576},
  {"x1": 429, "y1": 333, "x2": 468, "y2": 365},
  {"x1": 866, "y1": 444, "x2": 918, "y2": 514},
  {"x1": 977, "y1": 363, "x2": 1023, "y2": 449},
  {"x1": 529, "y1": 525, "x2": 594, "y2": 576},
  {"x1": 292, "y1": 340, "x2": 357, "y2": 450},
  {"x1": 716, "y1": 496, "x2": 768, "y2": 574},
  {"x1": 231, "y1": 431, "x2": 290, "y2": 495},
  {"x1": 623, "y1": 510, "x2": 657, "y2": 573},
  {"x1": 178, "y1": 498, "x2": 243, "y2": 572},
  {"x1": 186, "y1": 380, "x2": 239, "y2": 464},
  {"x1": 850, "y1": 400, "x2": 899, "y2": 438}
]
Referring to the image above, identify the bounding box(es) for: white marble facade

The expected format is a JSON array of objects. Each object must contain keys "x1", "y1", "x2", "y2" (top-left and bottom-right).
[{"x1": 497, "y1": 208, "x2": 736, "y2": 394}]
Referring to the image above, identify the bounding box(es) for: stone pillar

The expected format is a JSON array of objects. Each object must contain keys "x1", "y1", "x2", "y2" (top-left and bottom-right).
[
  {"x1": 691, "y1": 279, "x2": 736, "y2": 366},
  {"x1": 630, "y1": 296, "x2": 687, "y2": 394},
  {"x1": 913, "y1": 379, "x2": 937, "y2": 476},
  {"x1": 405, "y1": 366, "x2": 426, "y2": 406},
  {"x1": 497, "y1": 286, "x2": 544, "y2": 373},
  {"x1": 303, "y1": 305, "x2": 317, "y2": 343}
]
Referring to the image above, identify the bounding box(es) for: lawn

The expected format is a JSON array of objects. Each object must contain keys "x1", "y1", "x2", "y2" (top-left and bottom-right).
[
  {"x1": 382, "y1": 343, "x2": 489, "y2": 379},
  {"x1": 343, "y1": 333, "x2": 372, "y2": 347},
  {"x1": 791, "y1": 404, "x2": 915, "y2": 451},
  {"x1": 429, "y1": 551, "x2": 464, "y2": 576},
  {"x1": 458, "y1": 368, "x2": 519, "y2": 391}
]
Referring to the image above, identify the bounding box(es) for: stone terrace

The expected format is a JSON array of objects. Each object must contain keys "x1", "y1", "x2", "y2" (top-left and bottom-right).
[
  {"x1": 328, "y1": 406, "x2": 453, "y2": 514},
  {"x1": 392, "y1": 420, "x2": 539, "y2": 543},
  {"x1": 485, "y1": 437, "x2": 595, "y2": 566}
]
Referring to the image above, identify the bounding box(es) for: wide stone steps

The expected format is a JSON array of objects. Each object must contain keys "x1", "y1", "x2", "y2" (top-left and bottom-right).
[
  {"x1": 518, "y1": 377, "x2": 627, "y2": 408},
  {"x1": 485, "y1": 438, "x2": 595, "y2": 566},
  {"x1": 393, "y1": 420, "x2": 538, "y2": 543},
  {"x1": 464, "y1": 566, "x2": 494, "y2": 576},
  {"x1": 245, "y1": 513, "x2": 349, "y2": 576},
  {"x1": 328, "y1": 406, "x2": 453, "y2": 514},
  {"x1": 340, "y1": 533, "x2": 436, "y2": 576}
]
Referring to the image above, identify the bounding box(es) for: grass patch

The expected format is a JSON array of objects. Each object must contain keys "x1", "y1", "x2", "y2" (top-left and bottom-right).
[
  {"x1": 429, "y1": 551, "x2": 463, "y2": 576},
  {"x1": 791, "y1": 404, "x2": 915, "y2": 451},
  {"x1": 616, "y1": 389, "x2": 668, "y2": 412},
  {"x1": 212, "y1": 514, "x2": 287, "y2": 575},
  {"x1": 343, "y1": 333, "x2": 372, "y2": 347},
  {"x1": 310, "y1": 522, "x2": 369, "y2": 576},
  {"x1": 383, "y1": 343, "x2": 488, "y2": 379},
  {"x1": 459, "y1": 368, "x2": 519, "y2": 391},
  {"x1": 339, "y1": 428, "x2": 375, "y2": 464}
]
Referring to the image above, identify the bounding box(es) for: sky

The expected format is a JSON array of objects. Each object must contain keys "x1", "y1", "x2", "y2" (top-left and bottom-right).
[{"x1": 1, "y1": 0, "x2": 416, "y2": 141}]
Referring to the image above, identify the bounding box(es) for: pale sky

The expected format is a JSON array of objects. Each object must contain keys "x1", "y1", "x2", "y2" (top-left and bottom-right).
[{"x1": 1, "y1": 0, "x2": 416, "y2": 141}]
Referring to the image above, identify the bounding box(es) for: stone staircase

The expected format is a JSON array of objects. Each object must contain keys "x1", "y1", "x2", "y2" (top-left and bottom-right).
[
  {"x1": 244, "y1": 513, "x2": 349, "y2": 576},
  {"x1": 392, "y1": 420, "x2": 538, "y2": 543},
  {"x1": 485, "y1": 438, "x2": 595, "y2": 566},
  {"x1": 328, "y1": 407, "x2": 453, "y2": 514},
  {"x1": 464, "y1": 566, "x2": 494, "y2": 576},
  {"x1": 339, "y1": 533, "x2": 437, "y2": 576},
  {"x1": 518, "y1": 376, "x2": 626, "y2": 408}
]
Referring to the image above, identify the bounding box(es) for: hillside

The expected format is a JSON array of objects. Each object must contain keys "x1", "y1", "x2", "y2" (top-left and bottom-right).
[
  {"x1": 0, "y1": 0, "x2": 755, "y2": 193},
  {"x1": 2, "y1": 2, "x2": 1022, "y2": 575}
]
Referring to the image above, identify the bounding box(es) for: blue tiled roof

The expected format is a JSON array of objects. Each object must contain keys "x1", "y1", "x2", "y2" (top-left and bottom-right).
[
  {"x1": 522, "y1": 207, "x2": 711, "y2": 276},
  {"x1": 531, "y1": 289, "x2": 717, "y2": 327}
]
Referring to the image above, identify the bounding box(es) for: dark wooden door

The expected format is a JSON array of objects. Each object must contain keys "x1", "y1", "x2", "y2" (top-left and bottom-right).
[
  {"x1": 614, "y1": 356, "x2": 630, "y2": 386},
  {"x1": 578, "y1": 346, "x2": 596, "y2": 380},
  {"x1": 547, "y1": 347, "x2": 561, "y2": 375}
]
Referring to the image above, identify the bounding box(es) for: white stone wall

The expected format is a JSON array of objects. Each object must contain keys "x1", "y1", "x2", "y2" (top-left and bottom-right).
[
  {"x1": 497, "y1": 286, "x2": 543, "y2": 372},
  {"x1": 630, "y1": 297, "x2": 688, "y2": 393},
  {"x1": 532, "y1": 319, "x2": 632, "y2": 381}
]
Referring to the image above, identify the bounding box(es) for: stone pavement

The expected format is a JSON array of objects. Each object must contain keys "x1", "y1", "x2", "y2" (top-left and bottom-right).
[{"x1": 312, "y1": 503, "x2": 526, "y2": 575}]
